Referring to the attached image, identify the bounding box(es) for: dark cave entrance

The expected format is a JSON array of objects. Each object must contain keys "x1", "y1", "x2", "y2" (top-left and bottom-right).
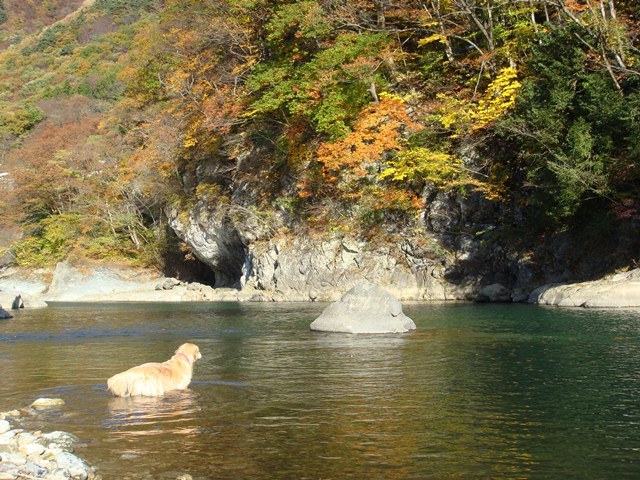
[{"x1": 162, "y1": 240, "x2": 217, "y2": 287}]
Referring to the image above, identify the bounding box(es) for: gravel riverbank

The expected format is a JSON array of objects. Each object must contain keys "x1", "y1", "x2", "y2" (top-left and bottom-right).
[{"x1": 0, "y1": 399, "x2": 98, "y2": 480}]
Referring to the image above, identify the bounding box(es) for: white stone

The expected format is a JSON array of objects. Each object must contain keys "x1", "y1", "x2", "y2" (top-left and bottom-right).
[
  {"x1": 46, "y1": 469, "x2": 72, "y2": 480},
  {"x1": 16, "y1": 432, "x2": 38, "y2": 446},
  {"x1": 529, "y1": 270, "x2": 640, "y2": 308},
  {"x1": 20, "y1": 443, "x2": 46, "y2": 457},
  {"x1": 55, "y1": 452, "x2": 91, "y2": 480},
  {"x1": 0, "y1": 452, "x2": 26, "y2": 466},
  {"x1": 31, "y1": 398, "x2": 65, "y2": 408},
  {"x1": 0, "y1": 420, "x2": 10, "y2": 434},
  {"x1": 310, "y1": 282, "x2": 416, "y2": 334}
]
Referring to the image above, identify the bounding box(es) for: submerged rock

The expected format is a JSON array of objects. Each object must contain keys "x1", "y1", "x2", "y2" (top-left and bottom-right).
[
  {"x1": 0, "y1": 307, "x2": 12, "y2": 319},
  {"x1": 310, "y1": 282, "x2": 416, "y2": 334},
  {"x1": 31, "y1": 398, "x2": 65, "y2": 408}
]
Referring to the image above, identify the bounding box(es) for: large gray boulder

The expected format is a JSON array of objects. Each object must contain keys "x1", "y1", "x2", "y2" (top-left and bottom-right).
[
  {"x1": 310, "y1": 283, "x2": 416, "y2": 333},
  {"x1": 529, "y1": 269, "x2": 640, "y2": 308}
]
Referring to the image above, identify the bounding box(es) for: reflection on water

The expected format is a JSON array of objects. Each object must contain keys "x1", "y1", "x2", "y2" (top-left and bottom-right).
[
  {"x1": 107, "y1": 390, "x2": 201, "y2": 434},
  {"x1": 1, "y1": 302, "x2": 640, "y2": 479}
]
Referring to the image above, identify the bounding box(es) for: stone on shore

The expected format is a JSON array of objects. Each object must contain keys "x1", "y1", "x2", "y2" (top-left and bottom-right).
[
  {"x1": 0, "y1": 414, "x2": 97, "y2": 480},
  {"x1": 529, "y1": 268, "x2": 640, "y2": 308},
  {"x1": 0, "y1": 268, "x2": 49, "y2": 309},
  {"x1": 310, "y1": 282, "x2": 416, "y2": 334}
]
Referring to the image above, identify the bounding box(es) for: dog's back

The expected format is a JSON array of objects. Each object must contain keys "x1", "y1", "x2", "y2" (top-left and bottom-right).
[
  {"x1": 107, "y1": 343, "x2": 201, "y2": 397},
  {"x1": 107, "y1": 365, "x2": 163, "y2": 397},
  {"x1": 107, "y1": 362, "x2": 184, "y2": 397}
]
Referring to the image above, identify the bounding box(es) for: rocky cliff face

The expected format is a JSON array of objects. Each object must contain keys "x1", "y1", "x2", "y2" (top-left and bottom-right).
[
  {"x1": 165, "y1": 189, "x2": 521, "y2": 301},
  {"x1": 241, "y1": 235, "x2": 456, "y2": 302},
  {"x1": 167, "y1": 204, "x2": 248, "y2": 288},
  {"x1": 165, "y1": 177, "x2": 639, "y2": 302},
  {"x1": 167, "y1": 200, "x2": 456, "y2": 301}
]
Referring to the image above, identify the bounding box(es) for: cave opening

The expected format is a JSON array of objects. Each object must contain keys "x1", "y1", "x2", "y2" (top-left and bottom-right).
[{"x1": 162, "y1": 240, "x2": 217, "y2": 287}]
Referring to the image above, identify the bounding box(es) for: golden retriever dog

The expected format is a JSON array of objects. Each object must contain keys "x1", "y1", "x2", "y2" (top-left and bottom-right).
[{"x1": 107, "y1": 343, "x2": 202, "y2": 397}]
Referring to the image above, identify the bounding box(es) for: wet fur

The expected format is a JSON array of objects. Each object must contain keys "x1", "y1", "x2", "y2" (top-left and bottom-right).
[{"x1": 107, "y1": 343, "x2": 202, "y2": 397}]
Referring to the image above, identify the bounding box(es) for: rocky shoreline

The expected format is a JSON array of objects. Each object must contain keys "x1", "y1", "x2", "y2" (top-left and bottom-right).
[
  {"x1": 528, "y1": 268, "x2": 640, "y2": 308},
  {"x1": 1, "y1": 258, "x2": 640, "y2": 309},
  {"x1": 0, "y1": 399, "x2": 98, "y2": 480}
]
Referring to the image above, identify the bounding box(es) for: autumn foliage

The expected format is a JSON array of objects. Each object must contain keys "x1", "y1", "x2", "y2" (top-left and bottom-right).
[{"x1": 0, "y1": 0, "x2": 638, "y2": 265}]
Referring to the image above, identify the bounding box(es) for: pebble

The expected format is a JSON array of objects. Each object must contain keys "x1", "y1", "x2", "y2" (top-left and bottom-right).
[
  {"x1": 32, "y1": 398, "x2": 66, "y2": 408},
  {"x1": 0, "y1": 403, "x2": 98, "y2": 480}
]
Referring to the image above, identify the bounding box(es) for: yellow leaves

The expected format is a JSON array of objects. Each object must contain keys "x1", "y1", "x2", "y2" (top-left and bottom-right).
[
  {"x1": 380, "y1": 147, "x2": 467, "y2": 189},
  {"x1": 472, "y1": 67, "x2": 522, "y2": 131},
  {"x1": 183, "y1": 134, "x2": 198, "y2": 148},
  {"x1": 435, "y1": 67, "x2": 522, "y2": 134},
  {"x1": 418, "y1": 34, "x2": 447, "y2": 47}
]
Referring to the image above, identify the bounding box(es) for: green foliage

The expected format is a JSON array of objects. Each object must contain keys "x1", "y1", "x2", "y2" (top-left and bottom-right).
[
  {"x1": 266, "y1": 1, "x2": 331, "y2": 46},
  {"x1": 2, "y1": 0, "x2": 640, "y2": 268},
  {"x1": 0, "y1": 0, "x2": 7, "y2": 24},
  {"x1": 22, "y1": 24, "x2": 70, "y2": 55},
  {"x1": 496, "y1": 24, "x2": 640, "y2": 220},
  {"x1": 127, "y1": 56, "x2": 174, "y2": 104},
  {"x1": 13, "y1": 213, "x2": 83, "y2": 266},
  {"x1": 94, "y1": 0, "x2": 157, "y2": 16},
  {"x1": 0, "y1": 103, "x2": 45, "y2": 135},
  {"x1": 247, "y1": 32, "x2": 391, "y2": 138},
  {"x1": 83, "y1": 69, "x2": 126, "y2": 100},
  {"x1": 13, "y1": 212, "x2": 163, "y2": 267}
]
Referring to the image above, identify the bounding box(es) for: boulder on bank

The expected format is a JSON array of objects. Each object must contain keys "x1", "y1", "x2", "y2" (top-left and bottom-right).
[
  {"x1": 0, "y1": 306, "x2": 12, "y2": 319},
  {"x1": 529, "y1": 269, "x2": 640, "y2": 308},
  {"x1": 10, "y1": 295, "x2": 23, "y2": 310},
  {"x1": 310, "y1": 282, "x2": 416, "y2": 333},
  {"x1": 0, "y1": 291, "x2": 47, "y2": 309}
]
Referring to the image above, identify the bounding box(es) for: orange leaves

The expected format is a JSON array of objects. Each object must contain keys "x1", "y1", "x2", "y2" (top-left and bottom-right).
[
  {"x1": 296, "y1": 95, "x2": 426, "y2": 225},
  {"x1": 202, "y1": 86, "x2": 246, "y2": 135},
  {"x1": 315, "y1": 95, "x2": 423, "y2": 182}
]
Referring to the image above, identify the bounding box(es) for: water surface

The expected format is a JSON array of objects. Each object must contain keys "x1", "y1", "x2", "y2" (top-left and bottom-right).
[{"x1": 1, "y1": 302, "x2": 640, "y2": 479}]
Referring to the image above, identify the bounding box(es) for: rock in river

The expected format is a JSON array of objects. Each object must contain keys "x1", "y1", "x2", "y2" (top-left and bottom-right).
[
  {"x1": 0, "y1": 307, "x2": 12, "y2": 319},
  {"x1": 310, "y1": 282, "x2": 416, "y2": 334}
]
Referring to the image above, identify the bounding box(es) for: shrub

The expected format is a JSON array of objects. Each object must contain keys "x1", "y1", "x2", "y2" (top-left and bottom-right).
[{"x1": 0, "y1": 103, "x2": 45, "y2": 135}]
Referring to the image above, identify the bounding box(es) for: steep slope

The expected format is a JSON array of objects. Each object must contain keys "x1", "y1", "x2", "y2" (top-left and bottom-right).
[{"x1": 0, "y1": 0, "x2": 638, "y2": 299}]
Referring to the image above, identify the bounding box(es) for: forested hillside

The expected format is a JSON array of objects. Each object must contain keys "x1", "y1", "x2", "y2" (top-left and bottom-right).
[{"x1": 0, "y1": 0, "x2": 639, "y2": 275}]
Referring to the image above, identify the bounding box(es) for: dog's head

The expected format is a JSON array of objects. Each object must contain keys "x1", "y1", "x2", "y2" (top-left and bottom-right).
[{"x1": 176, "y1": 343, "x2": 202, "y2": 363}]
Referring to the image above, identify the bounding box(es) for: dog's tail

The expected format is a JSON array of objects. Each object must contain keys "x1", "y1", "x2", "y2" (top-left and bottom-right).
[{"x1": 107, "y1": 371, "x2": 164, "y2": 397}]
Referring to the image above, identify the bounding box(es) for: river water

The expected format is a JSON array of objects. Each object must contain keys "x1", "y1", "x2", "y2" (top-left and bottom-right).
[{"x1": 1, "y1": 302, "x2": 639, "y2": 479}]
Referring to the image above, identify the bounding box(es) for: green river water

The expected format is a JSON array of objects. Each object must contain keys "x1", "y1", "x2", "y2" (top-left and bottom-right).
[{"x1": 1, "y1": 302, "x2": 639, "y2": 479}]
